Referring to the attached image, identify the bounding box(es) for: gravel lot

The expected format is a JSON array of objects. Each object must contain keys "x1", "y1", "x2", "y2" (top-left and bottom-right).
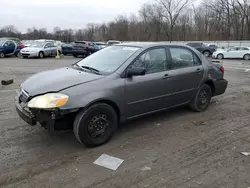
[{"x1": 0, "y1": 56, "x2": 250, "y2": 188}]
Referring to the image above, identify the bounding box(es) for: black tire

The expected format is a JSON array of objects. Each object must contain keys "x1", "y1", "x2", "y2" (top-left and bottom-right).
[
  {"x1": 189, "y1": 84, "x2": 212, "y2": 112},
  {"x1": 73, "y1": 103, "x2": 118, "y2": 147},
  {"x1": 73, "y1": 54, "x2": 78, "y2": 58},
  {"x1": 203, "y1": 50, "x2": 211, "y2": 57},
  {"x1": 0, "y1": 52, "x2": 4, "y2": 58},
  {"x1": 217, "y1": 53, "x2": 224, "y2": 60},
  {"x1": 243, "y1": 54, "x2": 250, "y2": 60},
  {"x1": 39, "y1": 51, "x2": 44, "y2": 58},
  {"x1": 15, "y1": 51, "x2": 21, "y2": 58}
]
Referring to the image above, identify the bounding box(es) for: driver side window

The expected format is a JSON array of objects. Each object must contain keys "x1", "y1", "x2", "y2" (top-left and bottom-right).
[
  {"x1": 45, "y1": 43, "x2": 52, "y2": 48},
  {"x1": 132, "y1": 48, "x2": 168, "y2": 74},
  {"x1": 5, "y1": 41, "x2": 15, "y2": 47}
]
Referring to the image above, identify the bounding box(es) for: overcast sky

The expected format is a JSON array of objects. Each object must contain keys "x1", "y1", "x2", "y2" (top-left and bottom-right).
[{"x1": 0, "y1": 0, "x2": 150, "y2": 32}]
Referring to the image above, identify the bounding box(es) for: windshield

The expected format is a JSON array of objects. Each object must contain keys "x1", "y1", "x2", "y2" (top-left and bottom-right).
[
  {"x1": 76, "y1": 45, "x2": 140, "y2": 73},
  {"x1": 0, "y1": 40, "x2": 5, "y2": 46},
  {"x1": 30, "y1": 42, "x2": 45, "y2": 47}
]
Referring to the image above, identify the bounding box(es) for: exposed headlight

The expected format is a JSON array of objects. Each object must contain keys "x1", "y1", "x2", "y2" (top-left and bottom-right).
[{"x1": 27, "y1": 93, "x2": 69, "y2": 109}]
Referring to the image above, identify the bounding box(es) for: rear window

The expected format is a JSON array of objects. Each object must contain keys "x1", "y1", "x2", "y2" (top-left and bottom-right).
[
  {"x1": 73, "y1": 43, "x2": 85, "y2": 47},
  {"x1": 75, "y1": 41, "x2": 86, "y2": 44}
]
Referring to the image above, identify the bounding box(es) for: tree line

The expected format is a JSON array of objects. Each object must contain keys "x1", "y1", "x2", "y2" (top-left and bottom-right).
[{"x1": 0, "y1": 0, "x2": 249, "y2": 43}]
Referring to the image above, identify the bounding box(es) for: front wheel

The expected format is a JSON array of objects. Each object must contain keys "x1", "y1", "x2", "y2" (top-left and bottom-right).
[
  {"x1": 0, "y1": 52, "x2": 4, "y2": 58},
  {"x1": 73, "y1": 103, "x2": 118, "y2": 147},
  {"x1": 189, "y1": 84, "x2": 212, "y2": 112},
  {"x1": 39, "y1": 51, "x2": 44, "y2": 58}
]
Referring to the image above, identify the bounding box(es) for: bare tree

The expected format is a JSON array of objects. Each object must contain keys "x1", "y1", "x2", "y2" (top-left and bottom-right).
[{"x1": 156, "y1": 0, "x2": 190, "y2": 41}]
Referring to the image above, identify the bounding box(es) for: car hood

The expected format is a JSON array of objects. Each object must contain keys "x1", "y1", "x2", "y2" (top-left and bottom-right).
[
  {"x1": 21, "y1": 67, "x2": 104, "y2": 96},
  {"x1": 21, "y1": 47, "x2": 41, "y2": 52}
]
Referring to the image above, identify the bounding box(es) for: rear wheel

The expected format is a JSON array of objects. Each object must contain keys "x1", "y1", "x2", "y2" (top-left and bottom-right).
[
  {"x1": 73, "y1": 103, "x2": 118, "y2": 147},
  {"x1": 15, "y1": 51, "x2": 21, "y2": 58},
  {"x1": 0, "y1": 52, "x2": 4, "y2": 58},
  {"x1": 243, "y1": 54, "x2": 250, "y2": 60},
  {"x1": 203, "y1": 51, "x2": 211, "y2": 57},
  {"x1": 189, "y1": 84, "x2": 212, "y2": 112},
  {"x1": 73, "y1": 54, "x2": 78, "y2": 58}
]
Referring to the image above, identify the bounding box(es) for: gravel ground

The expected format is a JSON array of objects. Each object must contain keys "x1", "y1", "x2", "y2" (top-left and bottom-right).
[{"x1": 0, "y1": 56, "x2": 250, "y2": 188}]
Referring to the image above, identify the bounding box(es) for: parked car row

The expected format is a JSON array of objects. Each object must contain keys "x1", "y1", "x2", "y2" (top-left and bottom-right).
[
  {"x1": 186, "y1": 42, "x2": 250, "y2": 60},
  {"x1": 1, "y1": 37, "x2": 249, "y2": 60},
  {"x1": 212, "y1": 46, "x2": 250, "y2": 60},
  {"x1": 61, "y1": 40, "x2": 121, "y2": 58}
]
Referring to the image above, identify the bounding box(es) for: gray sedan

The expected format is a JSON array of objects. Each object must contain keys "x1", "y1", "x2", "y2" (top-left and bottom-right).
[
  {"x1": 20, "y1": 42, "x2": 61, "y2": 58},
  {"x1": 15, "y1": 43, "x2": 228, "y2": 147}
]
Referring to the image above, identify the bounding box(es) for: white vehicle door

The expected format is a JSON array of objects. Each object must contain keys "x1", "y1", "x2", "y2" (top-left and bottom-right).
[{"x1": 225, "y1": 47, "x2": 238, "y2": 58}]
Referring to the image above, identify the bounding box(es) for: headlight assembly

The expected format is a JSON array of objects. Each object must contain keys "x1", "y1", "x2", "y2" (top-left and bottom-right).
[{"x1": 27, "y1": 93, "x2": 69, "y2": 109}]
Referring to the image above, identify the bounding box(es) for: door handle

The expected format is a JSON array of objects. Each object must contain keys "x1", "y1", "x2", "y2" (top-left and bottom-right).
[
  {"x1": 163, "y1": 74, "x2": 171, "y2": 79},
  {"x1": 196, "y1": 68, "x2": 202, "y2": 74}
]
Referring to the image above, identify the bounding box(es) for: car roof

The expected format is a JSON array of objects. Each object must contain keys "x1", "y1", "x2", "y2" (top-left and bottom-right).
[{"x1": 116, "y1": 42, "x2": 189, "y2": 48}]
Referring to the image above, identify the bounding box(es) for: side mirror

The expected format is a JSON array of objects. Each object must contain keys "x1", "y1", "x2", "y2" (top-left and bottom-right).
[{"x1": 127, "y1": 67, "x2": 146, "y2": 77}]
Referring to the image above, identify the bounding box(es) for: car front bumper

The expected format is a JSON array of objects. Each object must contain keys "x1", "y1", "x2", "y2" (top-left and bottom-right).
[
  {"x1": 15, "y1": 96, "x2": 57, "y2": 132},
  {"x1": 214, "y1": 79, "x2": 228, "y2": 96},
  {"x1": 21, "y1": 51, "x2": 39, "y2": 57},
  {"x1": 15, "y1": 97, "x2": 36, "y2": 125}
]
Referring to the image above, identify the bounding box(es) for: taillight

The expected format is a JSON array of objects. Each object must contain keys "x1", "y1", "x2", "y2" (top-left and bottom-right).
[{"x1": 220, "y1": 66, "x2": 225, "y2": 73}]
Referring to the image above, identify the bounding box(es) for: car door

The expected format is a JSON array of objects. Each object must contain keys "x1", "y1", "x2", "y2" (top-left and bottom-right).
[
  {"x1": 43, "y1": 43, "x2": 52, "y2": 56},
  {"x1": 4, "y1": 41, "x2": 16, "y2": 54},
  {"x1": 125, "y1": 47, "x2": 174, "y2": 118},
  {"x1": 225, "y1": 47, "x2": 239, "y2": 58},
  {"x1": 167, "y1": 46, "x2": 204, "y2": 105},
  {"x1": 51, "y1": 43, "x2": 57, "y2": 56},
  {"x1": 238, "y1": 47, "x2": 249, "y2": 58}
]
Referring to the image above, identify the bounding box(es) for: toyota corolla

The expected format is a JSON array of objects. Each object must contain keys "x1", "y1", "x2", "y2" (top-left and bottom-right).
[{"x1": 15, "y1": 43, "x2": 228, "y2": 147}]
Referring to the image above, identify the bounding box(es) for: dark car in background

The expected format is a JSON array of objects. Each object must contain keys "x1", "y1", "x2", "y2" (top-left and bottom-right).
[
  {"x1": 61, "y1": 43, "x2": 73, "y2": 55},
  {"x1": 72, "y1": 41, "x2": 97, "y2": 58},
  {"x1": 15, "y1": 43, "x2": 228, "y2": 147},
  {"x1": 0, "y1": 38, "x2": 24, "y2": 58},
  {"x1": 186, "y1": 42, "x2": 216, "y2": 57}
]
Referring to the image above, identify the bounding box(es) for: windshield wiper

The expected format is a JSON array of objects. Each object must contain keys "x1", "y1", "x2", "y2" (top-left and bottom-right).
[{"x1": 81, "y1": 66, "x2": 101, "y2": 75}]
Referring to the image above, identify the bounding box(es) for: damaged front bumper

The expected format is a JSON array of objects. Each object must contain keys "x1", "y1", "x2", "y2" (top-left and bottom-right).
[{"x1": 15, "y1": 96, "x2": 59, "y2": 132}]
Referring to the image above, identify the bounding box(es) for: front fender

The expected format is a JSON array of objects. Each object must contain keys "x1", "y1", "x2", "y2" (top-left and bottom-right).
[{"x1": 60, "y1": 80, "x2": 126, "y2": 116}]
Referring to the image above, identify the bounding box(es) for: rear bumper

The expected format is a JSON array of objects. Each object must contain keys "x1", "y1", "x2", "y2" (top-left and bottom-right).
[
  {"x1": 214, "y1": 79, "x2": 228, "y2": 96},
  {"x1": 72, "y1": 50, "x2": 88, "y2": 55}
]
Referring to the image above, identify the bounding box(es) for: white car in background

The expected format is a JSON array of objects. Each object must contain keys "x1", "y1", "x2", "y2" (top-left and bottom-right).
[
  {"x1": 20, "y1": 41, "x2": 61, "y2": 58},
  {"x1": 212, "y1": 46, "x2": 250, "y2": 60},
  {"x1": 107, "y1": 40, "x2": 121, "y2": 45}
]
